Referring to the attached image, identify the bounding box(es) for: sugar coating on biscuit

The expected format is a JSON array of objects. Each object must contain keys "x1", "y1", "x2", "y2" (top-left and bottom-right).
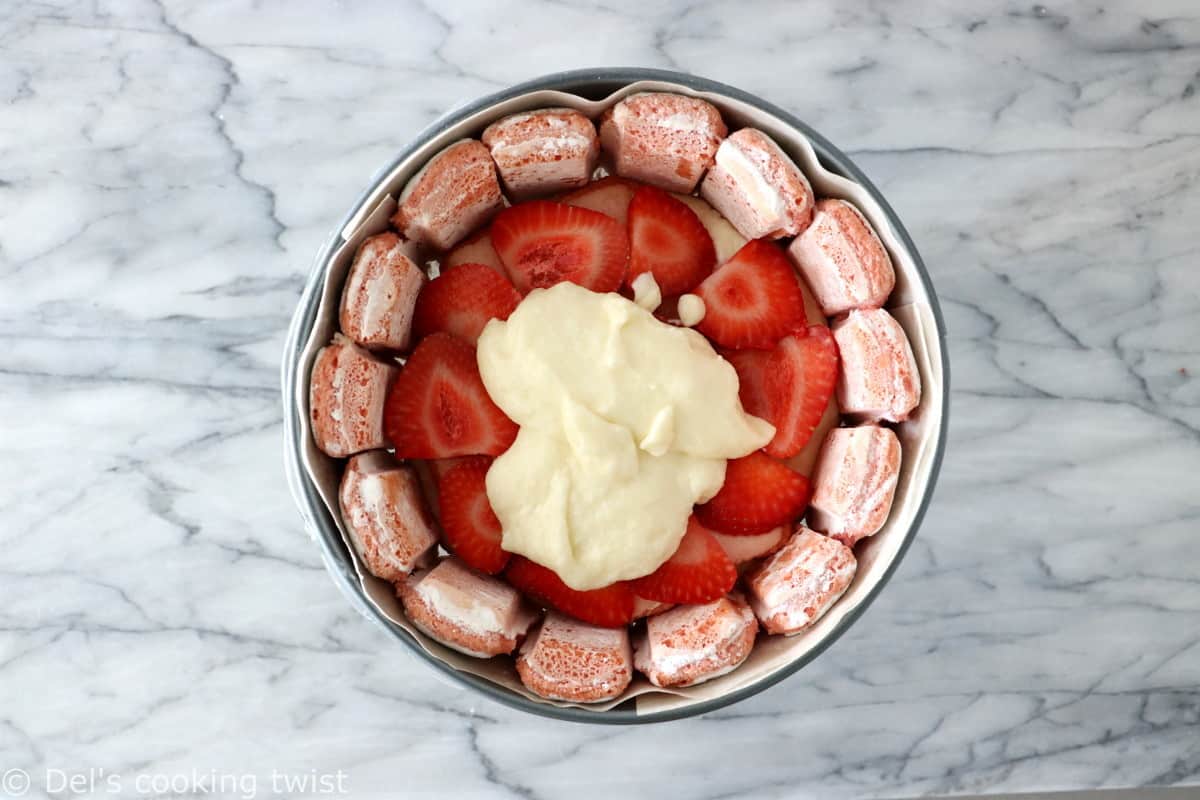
[
  {"x1": 787, "y1": 199, "x2": 894, "y2": 316},
  {"x1": 400, "y1": 558, "x2": 539, "y2": 658},
  {"x1": 393, "y1": 140, "x2": 504, "y2": 252},
  {"x1": 807, "y1": 425, "x2": 901, "y2": 546},
  {"x1": 340, "y1": 451, "x2": 438, "y2": 581},
  {"x1": 340, "y1": 232, "x2": 425, "y2": 351},
  {"x1": 634, "y1": 594, "x2": 758, "y2": 688},
  {"x1": 516, "y1": 612, "x2": 632, "y2": 703},
  {"x1": 700, "y1": 128, "x2": 814, "y2": 240},
  {"x1": 309, "y1": 334, "x2": 398, "y2": 457},
  {"x1": 832, "y1": 308, "x2": 920, "y2": 422},
  {"x1": 599, "y1": 93, "x2": 727, "y2": 193},
  {"x1": 482, "y1": 108, "x2": 599, "y2": 200},
  {"x1": 745, "y1": 527, "x2": 857, "y2": 635}
]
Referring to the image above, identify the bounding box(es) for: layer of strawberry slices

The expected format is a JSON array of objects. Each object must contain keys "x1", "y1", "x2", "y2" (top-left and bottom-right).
[{"x1": 384, "y1": 174, "x2": 840, "y2": 628}]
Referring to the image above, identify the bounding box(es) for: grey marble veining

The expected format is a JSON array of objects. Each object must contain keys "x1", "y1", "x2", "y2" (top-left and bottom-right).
[{"x1": 2, "y1": 1, "x2": 1199, "y2": 798}]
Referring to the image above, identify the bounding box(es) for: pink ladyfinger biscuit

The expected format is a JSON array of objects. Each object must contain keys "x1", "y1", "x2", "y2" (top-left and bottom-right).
[
  {"x1": 700, "y1": 128, "x2": 815, "y2": 240},
  {"x1": 745, "y1": 527, "x2": 857, "y2": 635},
  {"x1": 633, "y1": 594, "x2": 758, "y2": 688},
  {"x1": 599, "y1": 93, "x2": 727, "y2": 193},
  {"x1": 339, "y1": 451, "x2": 437, "y2": 581},
  {"x1": 309, "y1": 334, "x2": 398, "y2": 457},
  {"x1": 516, "y1": 612, "x2": 633, "y2": 703},
  {"x1": 399, "y1": 558, "x2": 540, "y2": 658},
  {"x1": 712, "y1": 526, "x2": 789, "y2": 566},
  {"x1": 833, "y1": 308, "x2": 921, "y2": 422},
  {"x1": 787, "y1": 199, "x2": 895, "y2": 316},
  {"x1": 482, "y1": 109, "x2": 599, "y2": 200},
  {"x1": 808, "y1": 425, "x2": 901, "y2": 547},
  {"x1": 339, "y1": 232, "x2": 425, "y2": 351},
  {"x1": 392, "y1": 140, "x2": 504, "y2": 252}
]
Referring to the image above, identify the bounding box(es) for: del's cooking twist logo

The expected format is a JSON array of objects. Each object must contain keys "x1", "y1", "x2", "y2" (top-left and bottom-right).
[{"x1": 0, "y1": 766, "x2": 349, "y2": 797}]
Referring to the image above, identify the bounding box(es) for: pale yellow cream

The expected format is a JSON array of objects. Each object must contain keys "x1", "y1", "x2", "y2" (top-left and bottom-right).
[{"x1": 476, "y1": 282, "x2": 774, "y2": 590}]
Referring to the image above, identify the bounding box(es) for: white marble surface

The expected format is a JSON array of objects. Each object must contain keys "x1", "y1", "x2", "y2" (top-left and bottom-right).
[{"x1": 2, "y1": 1, "x2": 1199, "y2": 798}]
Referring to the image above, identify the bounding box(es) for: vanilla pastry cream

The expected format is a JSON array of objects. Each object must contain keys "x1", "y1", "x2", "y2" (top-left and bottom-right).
[
  {"x1": 677, "y1": 294, "x2": 706, "y2": 327},
  {"x1": 630, "y1": 272, "x2": 662, "y2": 312},
  {"x1": 477, "y1": 282, "x2": 773, "y2": 590}
]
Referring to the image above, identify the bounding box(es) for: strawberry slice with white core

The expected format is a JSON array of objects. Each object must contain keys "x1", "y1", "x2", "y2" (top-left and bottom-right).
[
  {"x1": 626, "y1": 185, "x2": 716, "y2": 296},
  {"x1": 696, "y1": 451, "x2": 811, "y2": 535},
  {"x1": 412, "y1": 262, "x2": 521, "y2": 344},
  {"x1": 695, "y1": 238, "x2": 807, "y2": 349},
  {"x1": 384, "y1": 332, "x2": 518, "y2": 458},
  {"x1": 491, "y1": 201, "x2": 629, "y2": 294},
  {"x1": 725, "y1": 325, "x2": 839, "y2": 458}
]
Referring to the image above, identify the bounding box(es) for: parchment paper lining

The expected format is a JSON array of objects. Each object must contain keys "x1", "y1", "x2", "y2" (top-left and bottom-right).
[{"x1": 294, "y1": 81, "x2": 945, "y2": 715}]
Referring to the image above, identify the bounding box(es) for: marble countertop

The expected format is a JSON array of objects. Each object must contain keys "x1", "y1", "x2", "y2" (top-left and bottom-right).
[{"x1": 3, "y1": 1, "x2": 1198, "y2": 798}]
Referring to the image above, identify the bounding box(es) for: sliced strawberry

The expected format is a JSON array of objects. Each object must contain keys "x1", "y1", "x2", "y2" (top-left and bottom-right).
[
  {"x1": 628, "y1": 516, "x2": 736, "y2": 604},
  {"x1": 412, "y1": 262, "x2": 521, "y2": 345},
  {"x1": 430, "y1": 457, "x2": 467, "y2": 482},
  {"x1": 724, "y1": 326, "x2": 839, "y2": 458},
  {"x1": 384, "y1": 333, "x2": 518, "y2": 458},
  {"x1": 696, "y1": 451, "x2": 811, "y2": 535},
  {"x1": 505, "y1": 556, "x2": 635, "y2": 628},
  {"x1": 437, "y1": 456, "x2": 508, "y2": 574},
  {"x1": 694, "y1": 239, "x2": 807, "y2": 349},
  {"x1": 723, "y1": 347, "x2": 772, "y2": 420},
  {"x1": 626, "y1": 185, "x2": 716, "y2": 295},
  {"x1": 443, "y1": 228, "x2": 506, "y2": 276},
  {"x1": 561, "y1": 176, "x2": 637, "y2": 227},
  {"x1": 491, "y1": 201, "x2": 629, "y2": 294},
  {"x1": 763, "y1": 327, "x2": 839, "y2": 458}
]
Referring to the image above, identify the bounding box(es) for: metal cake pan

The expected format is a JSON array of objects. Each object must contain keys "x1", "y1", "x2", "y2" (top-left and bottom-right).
[{"x1": 282, "y1": 68, "x2": 950, "y2": 724}]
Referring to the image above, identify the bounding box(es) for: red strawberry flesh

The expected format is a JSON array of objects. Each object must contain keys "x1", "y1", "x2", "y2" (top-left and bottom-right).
[
  {"x1": 695, "y1": 239, "x2": 807, "y2": 349},
  {"x1": 491, "y1": 201, "x2": 629, "y2": 294},
  {"x1": 626, "y1": 185, "x2": 716, "y2": 296},
  {"x1": 725, "y1": 326, "x2": 839, "y2": 458},
  {"x1": 384, "y1": 332, "x2": 518, "y2": 458},
  {"x1": 437, "y1": 456, "x2": 509, "y2": 574},
  {"x1": 762, "y1": 327, "x2": 839, "y2": 458},
  {"x1": 628, "y1": 515, "x2": 736, "y2": 604},
  {"x1": 696, "y1": 451, "x2": 811, "y2": 535},
  {"x1": 413, "y1": 262, "x2": 521, "y2": 344},
  {"x1": 505, "y1": 556, "x2": 635, "y2": 628}
]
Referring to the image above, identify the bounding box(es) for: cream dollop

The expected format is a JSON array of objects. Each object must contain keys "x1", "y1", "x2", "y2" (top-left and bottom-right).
[
  {"x1": 630, "y1": 272, "x2": 662, "y2": 312},
  {"x1": 476, "y1": 282, "x2": 773, "y2": 590},
  {"x1": 677, "y1": 293, "x2": 706, "y2": 327}
]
